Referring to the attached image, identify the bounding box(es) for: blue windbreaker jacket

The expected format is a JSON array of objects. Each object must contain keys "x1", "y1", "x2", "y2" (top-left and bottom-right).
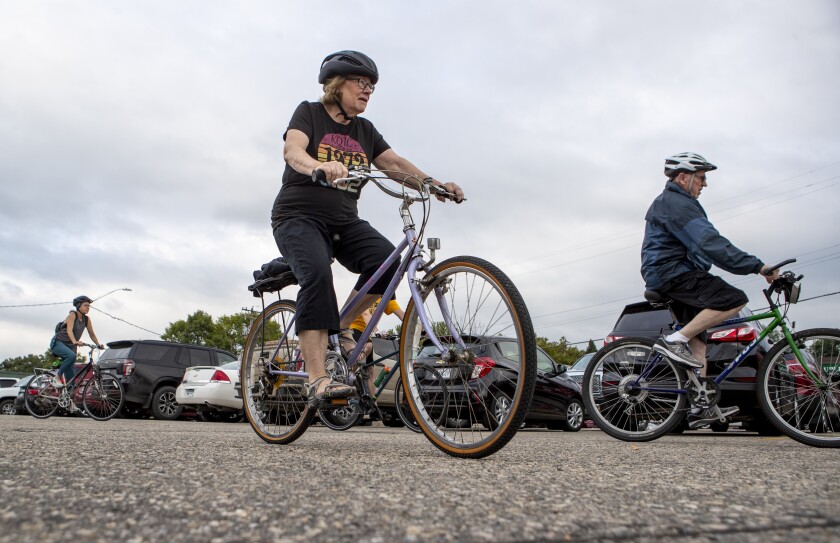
[{"x1": 641, "y1": 182, "x2": 763, "y2": 290}]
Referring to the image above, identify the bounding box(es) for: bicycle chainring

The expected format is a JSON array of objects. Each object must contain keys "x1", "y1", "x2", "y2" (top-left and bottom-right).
[{"x1": 686, "y1": 377, "x2": 720, "y2": 409}]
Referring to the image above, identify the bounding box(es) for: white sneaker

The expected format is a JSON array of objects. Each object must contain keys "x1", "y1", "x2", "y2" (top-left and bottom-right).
[{"x1": 51, "y1": 376, "x2": 65, "y2": 388}]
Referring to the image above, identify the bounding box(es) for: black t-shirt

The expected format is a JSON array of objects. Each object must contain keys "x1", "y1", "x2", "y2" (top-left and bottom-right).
[{"x1": 271, "y1": 101, "x2": 390, "y2": 227}]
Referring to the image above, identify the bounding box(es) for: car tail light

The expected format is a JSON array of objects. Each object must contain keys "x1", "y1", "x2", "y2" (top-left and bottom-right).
[
  {"x1": 470, "y1": 357, "x2": 496, "y2": 380},
  {"x1": 604, "y1": 335, "x2": 623, "y2": 345},
  {"x1": 210, "y1": 370, "x2": 231, "y2": 383},
  {"x1": 709, "y1": 326, "x2": 756, "y2": 343},
  {"x1": 121, "y1": 359, "x2": 135, "y2": 376}
]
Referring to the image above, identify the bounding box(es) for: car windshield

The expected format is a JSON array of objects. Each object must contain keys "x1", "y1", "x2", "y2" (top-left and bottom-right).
[
  {"x1": 613, "y1": 308, "x2": 671, "y2": 332},
  {"x1": 221, "y1": 361, "x2": 240, "y2": 370},
  {"x1": 571, "y1": 353, "x2": 595, "y2": 371},
  {"x1": 100, "y1": 347, "x2": 132, "y2": 360}
]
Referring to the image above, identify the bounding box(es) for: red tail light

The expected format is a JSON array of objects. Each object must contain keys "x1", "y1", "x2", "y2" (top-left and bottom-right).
[
  {"x1": 604, "y1": 335, "x2": 623, "y2": 345},
  {"x1": 709, "y1": 327, "x2": 757, "y2": 343},
  {"x1": 210, "y1": 370, "x2": 231, "y2": 383},
  {"x1": 470, "y1": 357, "x2": 496, "y2": 380},
  {"x1": 122, "y1": 359, "x2": 135, "y2": 376}
]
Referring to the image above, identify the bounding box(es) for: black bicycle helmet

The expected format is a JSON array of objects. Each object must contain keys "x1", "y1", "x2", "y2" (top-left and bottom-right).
[
  {"x1": 73, "y1": 295, "x2": 93, "y2": 309},
  {"x1": 318, "y1": 50, "x2": 379, "y2": 85},
  {"x1": 664, "y1": 152, "x2": 717, "y2": 178}
]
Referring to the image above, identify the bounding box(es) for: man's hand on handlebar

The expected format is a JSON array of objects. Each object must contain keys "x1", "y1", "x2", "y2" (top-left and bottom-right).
[{"x1": 760, "y1": 264, "x2": 780, "y2": 284}]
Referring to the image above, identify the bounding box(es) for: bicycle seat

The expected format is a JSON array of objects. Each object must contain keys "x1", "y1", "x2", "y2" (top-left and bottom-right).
[
  {"x1": 644, "y1": 290, "x2": 672, "y2": 309},
  {"x1": 248, "y1": 257, "x2": 298, "y2": 297}
]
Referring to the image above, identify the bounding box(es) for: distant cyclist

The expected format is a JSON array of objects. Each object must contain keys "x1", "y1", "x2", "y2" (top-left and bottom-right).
[
  {"x1": 640, "y1": 152, "x2": 778, "y2": 428},
  {"x1": 50, "y1": 295, "x2": 104, "y2": 390}
]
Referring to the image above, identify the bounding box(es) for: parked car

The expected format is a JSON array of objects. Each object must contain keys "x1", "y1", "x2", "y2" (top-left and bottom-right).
[
  {"x1": 0, "y1": 377, "x2": 19, "y2": 389},
  {"x1": 97, "y1": 340, "x2": 236, "y2": 421},
  {"x1": 1, "y1": 378, "x2": 21, "y2": 415},
  {"x1": 603, "y1": 301, "x2": 778, "y2": 433},
  {"x1": 175, "y1": 360, "x2": 244, "y2": 422},
  {"x1": 377, "y1": 335, "x2": 585, "y2": 432},
  {"x1": 12, "y1": 375, "x2": 36, "y2": 415}
]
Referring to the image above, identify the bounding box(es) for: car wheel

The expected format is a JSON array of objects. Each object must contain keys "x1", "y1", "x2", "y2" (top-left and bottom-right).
[
  {"x1": 151, "y1": 386, "x2": 183, "y2": 421},
  {"x1": 560, "y1": 399, "x2": 584, "y2": 432},
  {"x1": 120, "y1": 403, "x2": 147, "y2": 419},
  {"x1": 380, "y1": 411, "x2": 405, "y2": 428},
  {"x1": 0, "y1": 399, "x2": 16, "y2": 416},
  {"x1": 483, "y1": 391, "x2": 512, "y2": 430}
]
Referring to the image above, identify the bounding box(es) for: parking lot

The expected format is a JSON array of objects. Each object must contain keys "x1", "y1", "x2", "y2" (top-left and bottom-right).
[{"x1": 1, "y1": 416, "x2": 838, "y2": 542}]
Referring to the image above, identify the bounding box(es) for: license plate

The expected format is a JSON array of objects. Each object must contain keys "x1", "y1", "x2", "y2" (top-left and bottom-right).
[{"x1": 440, "y1": 368, "x2": 452, "y2": 379}]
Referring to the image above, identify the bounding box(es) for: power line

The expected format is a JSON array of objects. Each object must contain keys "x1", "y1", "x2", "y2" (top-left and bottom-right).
[{"x1": 90, "y1": 307, "x2": 162, "y2": 337}]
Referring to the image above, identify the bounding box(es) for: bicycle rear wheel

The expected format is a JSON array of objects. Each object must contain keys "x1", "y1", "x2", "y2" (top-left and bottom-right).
[
  {"x1": 24, "y1": 374, "x2": 61, "y2": 419},
  {"x1": 757, "y1": 328, "x2": 840, "y2": 448},
  {"x1": 400, "y1": 256, "x2": 536, "y2": 459},
  {"x1": 583, "y1": 337, "x2": 688, "y2": 441},
  {"x1": 241, "y1": 300, "x2": 315, "y2": 444},
  {"x1": 82, "y1": 373, "x2": 125, "y2": 421}
]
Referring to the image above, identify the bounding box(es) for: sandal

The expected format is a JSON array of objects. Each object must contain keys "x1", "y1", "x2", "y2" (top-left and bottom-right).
[{"x1": 306, "y1": 376, "x2": 354, "y2": 408}]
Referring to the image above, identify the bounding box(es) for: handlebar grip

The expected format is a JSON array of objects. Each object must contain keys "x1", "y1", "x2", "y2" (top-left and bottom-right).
[
  {"x1": 311, "y1": 169, "x2": 328, "y2": 186},
  {"x1": 763, "y1": 258, "x2": 796, "y2": 275}
]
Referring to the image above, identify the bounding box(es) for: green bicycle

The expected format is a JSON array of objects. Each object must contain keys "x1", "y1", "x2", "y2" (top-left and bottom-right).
[{"x1": 583, "y1": 258, "x2": 840, "y2": 448}]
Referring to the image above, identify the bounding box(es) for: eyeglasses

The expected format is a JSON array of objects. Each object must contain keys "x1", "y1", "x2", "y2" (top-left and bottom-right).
[{"x1": 347, "y1": 77, "x2": 375, "y2": 93}]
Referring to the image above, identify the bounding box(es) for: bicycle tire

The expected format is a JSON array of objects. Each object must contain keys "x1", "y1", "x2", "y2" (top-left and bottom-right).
[
  {"x1": 318, "y1": 403, "x2": 363, "y2": 430},
  {"x1": 582, "y1": 337, "x2": 688, "y2": 442},
  {"x1": 394, "y1": 371, "x2": 449, "y2": 434},
  {"x1": 756, "y1": 328, "x2": 840, "y2": 448},
  {"x1": 241, "y1": 299, "x2": 315, "y2": 444},
  {"x1": 82, "y1": 373, "x2": 125, "y2": 421},
  {"x1": 399, "y1": 256, "x2": 536, "y2": 459},
  {"x1": 24, "y1": 374, "x2": 61, "y2": 419}
]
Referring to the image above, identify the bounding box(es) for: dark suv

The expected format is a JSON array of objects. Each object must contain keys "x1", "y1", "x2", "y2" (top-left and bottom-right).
[
  {"x1": 604, "y1": 301, "x2": 778, "y2": 434},
  {"x1": 99, "y1": 340, "x2": 236, "y2": 420}
]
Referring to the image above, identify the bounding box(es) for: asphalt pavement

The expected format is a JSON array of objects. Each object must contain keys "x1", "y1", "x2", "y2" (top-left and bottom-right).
[{"x1": 1, "y1": 416, "x2": 838, "y2": 542}]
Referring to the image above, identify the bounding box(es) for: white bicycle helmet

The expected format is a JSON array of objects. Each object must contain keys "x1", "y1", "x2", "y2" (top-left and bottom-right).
[{"x1": 664, "y1": 152, "x2": 717, "y2": 178}]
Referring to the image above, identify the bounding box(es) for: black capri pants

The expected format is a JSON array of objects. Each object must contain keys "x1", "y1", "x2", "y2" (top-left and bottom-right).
[{"x1": 273, "y1": 217, "x2": 400, "y2": 334}]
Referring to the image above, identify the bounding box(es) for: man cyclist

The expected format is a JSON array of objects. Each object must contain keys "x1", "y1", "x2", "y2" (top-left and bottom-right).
[{"x1": 641, "y1": 152, "x2": 778, "y2": 428}]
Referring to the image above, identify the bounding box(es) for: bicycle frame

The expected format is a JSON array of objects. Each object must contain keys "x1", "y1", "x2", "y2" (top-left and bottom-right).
[
  {"x1": 632, "y1": 288, "x2": 824, "y2": 396},
  {"x1": 264, "y1": 196, "x2": 463, "y2": 385}
]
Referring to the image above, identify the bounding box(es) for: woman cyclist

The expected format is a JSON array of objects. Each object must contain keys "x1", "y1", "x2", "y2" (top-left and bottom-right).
[
  {"x1": 271, "y1": 50, "x2": 463, "y2": 405},
  {"x1": 50, "y1": 295, "x2": 104, "y2": 389}
]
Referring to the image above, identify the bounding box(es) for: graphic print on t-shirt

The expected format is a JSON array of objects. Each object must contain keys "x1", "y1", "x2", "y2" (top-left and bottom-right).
[{"x1": 317, "y1": 133, "x2": 370, "y2": 194}]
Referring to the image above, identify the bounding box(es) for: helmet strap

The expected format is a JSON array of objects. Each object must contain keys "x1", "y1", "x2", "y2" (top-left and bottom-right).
[{"x1": 335, "y1": 101, "x2": 355, "y2": 121}]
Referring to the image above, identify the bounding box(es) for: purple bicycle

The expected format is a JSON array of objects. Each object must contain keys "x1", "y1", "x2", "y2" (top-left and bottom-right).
[{"x1": 240, "y1": 168, "x2": 536, "y2": 458}]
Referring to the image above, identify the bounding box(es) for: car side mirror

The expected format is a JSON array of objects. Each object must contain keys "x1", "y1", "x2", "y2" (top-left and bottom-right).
[{"x1": 556, "y1": 364, "x2": 567, "y2": 375}]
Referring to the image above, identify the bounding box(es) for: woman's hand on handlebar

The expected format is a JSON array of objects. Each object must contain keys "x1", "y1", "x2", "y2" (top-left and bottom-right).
[
  {"x1": 760, "y1": 264, "x2": 780, "y2": 284},
  {"x1": 312, "y1": 161, "x2": 348, "y2": 186},
  {"x1": 432, "y1": 180, "x2": 465, "y2": 203}
]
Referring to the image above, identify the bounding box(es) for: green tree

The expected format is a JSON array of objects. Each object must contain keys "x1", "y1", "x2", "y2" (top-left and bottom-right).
[
  {"x1": 210, "y1": 313, "x2": 252, "y2": 356},
  {"x1": 162, "y1": 310, "x2": 215, "y2": 346},
  {"x1": 536, "y1": 336, "x2": 584, "y2": 366},
  {"x1": 586, "y1": 339, "x2": 598, "y2": 353}
]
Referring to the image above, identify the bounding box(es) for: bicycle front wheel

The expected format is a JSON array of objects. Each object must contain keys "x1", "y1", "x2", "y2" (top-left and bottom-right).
[
  {"x1": 400, "y1": 256, "x2": 536, "y2": 459},
  {"x1": 757, "y1": 328, "x2": 840, "y2": 448},
  {"x1": 24, "y1": 374, "x2": 61, "y2": 419},
  {"x1": 82, "y1": 373, "x2": 125, "y2": 421},
  {"x1": 241, "y1": 299, "x2": 315, "y2": 444},
  {"x1": 583, "y1": 338, "x2": 688, "y2": 441}
]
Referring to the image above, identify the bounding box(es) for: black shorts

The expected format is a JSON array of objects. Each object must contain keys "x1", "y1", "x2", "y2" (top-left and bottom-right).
[
  {"x1": 661, "y1": 270, "x2": 748, "y2": 342},
  {"x1": 273, "y1": 217, "x2": 399, "y2": 334}
]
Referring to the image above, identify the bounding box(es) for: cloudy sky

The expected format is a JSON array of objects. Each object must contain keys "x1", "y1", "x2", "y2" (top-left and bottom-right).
[{"x1": 1, "y1": 1, "x2": 838, "y2": 361}]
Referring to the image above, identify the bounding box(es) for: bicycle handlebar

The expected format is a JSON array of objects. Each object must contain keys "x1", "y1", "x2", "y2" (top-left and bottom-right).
[
  {"x1": 312, "y1": 167, "x2": 464, "y2": 202},
  {"x1": 762, "y1": 258, "x2": 797, "y2": 276}
]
